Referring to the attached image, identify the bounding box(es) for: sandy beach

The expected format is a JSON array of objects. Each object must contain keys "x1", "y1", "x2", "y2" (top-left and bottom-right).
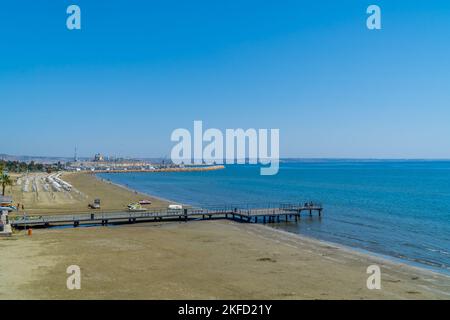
[
  {"x1": 6, "y1": 172, "x2": 169, "y2": 216},
  {"x1": 1, "y1": 171, "x2": 450, "y2": 299},
  {"x1": 1, "y1": 220, "x2": 449, "y2": 299}
]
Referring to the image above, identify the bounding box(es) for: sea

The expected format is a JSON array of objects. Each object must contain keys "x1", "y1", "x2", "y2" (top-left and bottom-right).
[{"x1": 97, "y1": 160, "x2": 450, "y2": 274}]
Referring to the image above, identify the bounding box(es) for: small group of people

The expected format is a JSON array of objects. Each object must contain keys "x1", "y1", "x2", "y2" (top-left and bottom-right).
[
  {"x1": 16, "y1": 203, "x2": 25, "y2": 211},
  {"x1": 304, "y1": 201, "x2": 315, "y2": 208}
]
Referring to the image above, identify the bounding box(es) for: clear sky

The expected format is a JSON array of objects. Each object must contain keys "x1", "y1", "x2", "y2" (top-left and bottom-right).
[{"x1": 1, "y1": 0, "x2": 450, "y2": 158}]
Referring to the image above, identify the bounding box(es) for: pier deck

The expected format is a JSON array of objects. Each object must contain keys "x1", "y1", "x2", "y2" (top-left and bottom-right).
[{"x1": 10, "y1": 203, "x2": 323, "y2": 228}]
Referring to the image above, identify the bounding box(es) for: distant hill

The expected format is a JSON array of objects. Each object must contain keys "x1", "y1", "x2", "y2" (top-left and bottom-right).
[{"x1": 0, "y1": 153, "x2": 74, "y2": 164}]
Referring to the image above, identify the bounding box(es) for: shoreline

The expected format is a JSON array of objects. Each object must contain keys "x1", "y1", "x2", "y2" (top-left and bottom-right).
[
  {"x1": 3, "y1": 171, "x2": 450, "y2": 299},
  {"x1": 92, "y1": 173, "x2": 450, "y2": 278},
  {"x1": 39, "y1": 210, "x2": 450, "y2": 279},
  {"x1": 94, "y1": 173, "x2": 179, "y2": 206},
  {"x1": 266, "y1": 224, "x2": 450, "y2": 279},
  {"x1": 2, "y1": 219, "x2": 449, "y2": 299}
]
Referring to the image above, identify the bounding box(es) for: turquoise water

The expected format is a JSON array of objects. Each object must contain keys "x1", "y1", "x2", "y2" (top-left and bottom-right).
[{"x1": 98, "y1": 160, "x2": 450, "y2": 274}]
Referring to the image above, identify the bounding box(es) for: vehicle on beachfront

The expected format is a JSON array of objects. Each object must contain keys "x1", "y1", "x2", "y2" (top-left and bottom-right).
[
  {"x1": 127, "y1": 202, "x2": 147, "y2": 212},
  {"x1": 168, "y1": 204, "x2": 182, "y2": 210},
  {"x1": 139, "y1": 200, "x2": 152, "y2": 205},
  {"x1": 88, "y1": 198, "x2": 101, "y2": 209}
]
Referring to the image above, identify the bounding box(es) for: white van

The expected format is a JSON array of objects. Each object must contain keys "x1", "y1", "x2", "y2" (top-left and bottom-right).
[{"x1": 168, "y1": 204, "x2": 182, "y2": 210}]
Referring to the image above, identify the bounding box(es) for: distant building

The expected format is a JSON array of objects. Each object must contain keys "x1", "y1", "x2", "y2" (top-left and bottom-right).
[
  {"x1": 93, "y1": 153, "x2": 104, "y2": 162},
  {"x1": 66, "y1": 156, "x2": 152, "y2": 171},
  {"x1": 65, "y1": 152, "x2": 161, "y2": 171}
]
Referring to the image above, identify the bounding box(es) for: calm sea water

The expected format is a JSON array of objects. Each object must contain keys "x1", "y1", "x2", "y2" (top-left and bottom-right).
[{"x1": 98, "y1": 160, "x2": 450, "y2": 274}]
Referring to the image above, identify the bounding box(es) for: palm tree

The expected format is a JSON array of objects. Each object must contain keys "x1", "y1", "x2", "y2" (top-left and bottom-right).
[{"x1": 0, "y1": 173, "x2": 12, "y2": 196}]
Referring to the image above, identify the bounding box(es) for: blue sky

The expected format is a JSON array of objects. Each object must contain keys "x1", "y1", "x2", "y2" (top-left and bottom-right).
[{"x1": 1, "y1": 0, "x2": 450, "y2": 158}]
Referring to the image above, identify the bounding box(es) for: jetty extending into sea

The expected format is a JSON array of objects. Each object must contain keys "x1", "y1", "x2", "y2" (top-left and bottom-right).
[{"x1": 10, "y1": 203, "x2": 323, "y2": 229}]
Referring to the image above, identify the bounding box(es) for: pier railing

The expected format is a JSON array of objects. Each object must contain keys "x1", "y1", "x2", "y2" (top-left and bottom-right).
[{"x1": 10, "y1": 202, "x2": 323, "y2": 228}]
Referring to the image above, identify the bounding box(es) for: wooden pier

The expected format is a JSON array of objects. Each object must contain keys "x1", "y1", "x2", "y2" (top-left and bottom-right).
[{"x1": 10, "y1": 203, "x2": 323, "y2": 229}]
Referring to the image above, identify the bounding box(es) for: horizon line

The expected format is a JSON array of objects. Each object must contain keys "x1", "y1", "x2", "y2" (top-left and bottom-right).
[{"x1": 2, "y1": 153, "x2": 450, "y2": 162}]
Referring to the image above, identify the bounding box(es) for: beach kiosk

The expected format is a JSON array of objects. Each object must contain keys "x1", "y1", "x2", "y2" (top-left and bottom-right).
[{"x1": 0, "y1": 209, "x2": 12, "y2": 237}]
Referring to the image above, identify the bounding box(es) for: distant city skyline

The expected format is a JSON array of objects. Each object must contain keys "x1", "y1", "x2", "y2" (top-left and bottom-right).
[
  {"x1": 2, "y1": 151, "x2": 450, "y2": 162},
  {"x1": 2, "y1": 1, "x2": 450, "y2": 158}
]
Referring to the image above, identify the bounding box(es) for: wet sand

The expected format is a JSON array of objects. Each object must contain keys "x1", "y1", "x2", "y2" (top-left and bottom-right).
[{"x1": 1, "y1": 220, "x2": 449, "y2": 299}]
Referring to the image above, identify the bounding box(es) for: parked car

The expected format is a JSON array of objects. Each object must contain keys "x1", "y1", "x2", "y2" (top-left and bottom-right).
[{"x1": 88, "y1": 198, "x2": 101, "y2": 209}]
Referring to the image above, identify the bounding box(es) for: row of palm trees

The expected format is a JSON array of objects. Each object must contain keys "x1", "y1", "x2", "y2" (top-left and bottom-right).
[{"x1": 0, "y1": 163, "x2": 13, "y2": 196}]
